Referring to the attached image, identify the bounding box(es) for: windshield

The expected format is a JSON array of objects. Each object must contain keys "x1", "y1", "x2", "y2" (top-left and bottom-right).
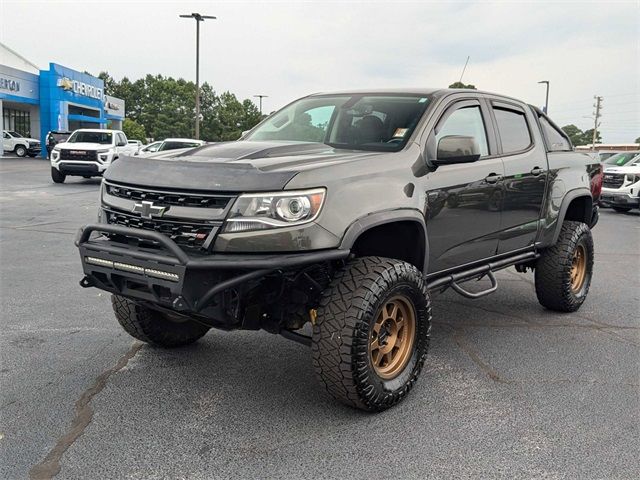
[
  {"x1": 8, "y1": 131, "x2": 22, "y2": 138},
  {"x1": 67, "y1": 131, "x2": 113, "y2": 144},
  {"x1": 244, "y1": 94, "x2": 432, "y2": 152},
  {"x1": 603, "y1": 152, "x2": 639, "y2": 166},
  {"x1": 158, "y1": 141, "x2": 201, "y2": 151}
]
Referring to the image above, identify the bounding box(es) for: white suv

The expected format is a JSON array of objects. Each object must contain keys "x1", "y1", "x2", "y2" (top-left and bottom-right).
[
  {"x1": 50, "y1": 129, "x2": 138, "y2": 183},
  {"x1": 601, "y1": 155, "x2": 640, "y2": 212}
]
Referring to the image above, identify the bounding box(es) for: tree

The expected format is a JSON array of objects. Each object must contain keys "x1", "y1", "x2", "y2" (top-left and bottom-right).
[
  {"x1": 449, "y1": 81, "x2": 477, "y2": 89},
  {"x1": 635, "y1": 136, "x2": 640, "y2": 144},
  {"x1": 98, "y1": 71, "x2": 263, "y2": 142},
  {"x1": 561, "y1": 125, "x2": 601, "y2": 146},
  {"x1": 561, "y1": 124, "x2": 584, "y2": 146},
  {"x1": 582, "y1": 129, "x2": 602, "y2": 145},
  {"x1": 122, "y1": 118, "x2": 146, "y2": 141}
]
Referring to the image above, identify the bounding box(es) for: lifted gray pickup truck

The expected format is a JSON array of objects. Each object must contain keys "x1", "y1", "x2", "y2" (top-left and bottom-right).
[{"x1": 76, "y1": 88, "x2": 602, "y2": 411}]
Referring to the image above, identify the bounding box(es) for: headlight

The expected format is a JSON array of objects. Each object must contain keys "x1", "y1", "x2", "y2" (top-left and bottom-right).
[
  {"x1": 97, "y1": 148, "x2": 112, "y2": 161},
  {"x1": 223, "y1": 188, "x2": 326, "y2": 233}
]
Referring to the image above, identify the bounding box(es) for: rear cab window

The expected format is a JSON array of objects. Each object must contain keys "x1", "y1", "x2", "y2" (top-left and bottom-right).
[{"x1": 492, "y1": 105, "x2": 532, "y2": 154}]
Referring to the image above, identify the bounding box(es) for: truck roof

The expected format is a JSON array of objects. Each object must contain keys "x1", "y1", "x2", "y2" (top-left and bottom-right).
[{"x1": 307, "y1": 88, "x2": 525, "y2": 104}]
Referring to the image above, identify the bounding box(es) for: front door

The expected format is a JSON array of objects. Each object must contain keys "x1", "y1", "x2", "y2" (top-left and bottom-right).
[{"x1": 422, "y1": 99, "x2": 504, "y2": 274}]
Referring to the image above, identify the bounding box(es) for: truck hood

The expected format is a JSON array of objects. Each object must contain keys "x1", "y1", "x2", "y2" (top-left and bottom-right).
[
  {"x1": 104, "y1": 141, "x2": 384, "y2": 192},
  {"x1": 55, "y1": 142, "x2": 111, "y2": 150}
]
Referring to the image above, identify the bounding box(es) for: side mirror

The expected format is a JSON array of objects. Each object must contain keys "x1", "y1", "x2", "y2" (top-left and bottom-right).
[{"x1": 434, "y1": 135, "x2": 481, "y2": 165}]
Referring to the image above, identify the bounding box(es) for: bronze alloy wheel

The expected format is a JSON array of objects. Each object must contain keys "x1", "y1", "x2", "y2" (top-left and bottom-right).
[
  {"x1": 570, "y1": 244, "x2": 587, "y2": 292},
  {"x1": 369, "y1": 295, "x2": 417, "y2": 380}
]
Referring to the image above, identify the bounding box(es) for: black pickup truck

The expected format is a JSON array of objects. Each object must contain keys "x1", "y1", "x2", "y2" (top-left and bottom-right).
[{"x1": 76, "y1": 88, "x2": 602, "y2": 411}]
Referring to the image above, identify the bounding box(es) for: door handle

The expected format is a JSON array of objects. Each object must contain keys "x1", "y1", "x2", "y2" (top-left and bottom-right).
[
  {"x1": 531, "y1": 166, "x2": 545, "y2": 176},
  {"x1": 484, "y1": 173, "x2": 503, "y2": 184}
]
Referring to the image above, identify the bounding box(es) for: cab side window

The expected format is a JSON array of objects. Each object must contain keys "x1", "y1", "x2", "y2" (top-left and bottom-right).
[
  {"x1": 436, "y1": 106, "x2": 489, "y2": 157},
  {"x1": 492, "y1": 107, "x2": 532, "y2": 154},
  {"x1": 538, "y1": 115, "x2": 572, "y2": 151}
]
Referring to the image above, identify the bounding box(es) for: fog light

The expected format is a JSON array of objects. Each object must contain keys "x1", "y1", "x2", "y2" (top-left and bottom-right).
[{"x1": 85, "y1": 256, "x2": 114, "y2": 268}]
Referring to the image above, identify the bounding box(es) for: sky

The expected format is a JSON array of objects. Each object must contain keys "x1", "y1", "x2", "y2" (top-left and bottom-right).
[{"x1": 1, "y1": 0, "x2": 638, "y2": 143}]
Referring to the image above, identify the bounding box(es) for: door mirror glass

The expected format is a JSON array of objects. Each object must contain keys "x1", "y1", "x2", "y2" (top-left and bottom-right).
[{"x1": 435, "y1": 135, "x2": 481, "y2": 165}]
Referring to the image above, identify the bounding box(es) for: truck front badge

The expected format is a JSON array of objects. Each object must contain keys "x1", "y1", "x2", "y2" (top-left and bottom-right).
[{"x1": 132, "y1": 201, "x2": 168, "y2": 219}]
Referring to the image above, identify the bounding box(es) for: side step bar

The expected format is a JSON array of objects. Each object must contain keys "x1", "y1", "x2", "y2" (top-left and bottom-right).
[{"x1": 426, "y1": 251, "x2": 538, "y2": 299}]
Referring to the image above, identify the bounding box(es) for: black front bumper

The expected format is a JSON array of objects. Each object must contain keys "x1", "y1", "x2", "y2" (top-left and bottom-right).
[
  {"x1": 76, "y1": 223, "x2": 349, "y2": 316},
  {"x1": 27, "y1": 146, "x2": 41, "y2": 155},
  {"x1": 60, "y1": 164, "x2": 100, "y2": 176}
]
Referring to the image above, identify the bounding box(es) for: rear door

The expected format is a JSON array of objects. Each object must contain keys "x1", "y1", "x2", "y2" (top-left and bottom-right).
[
  {"x1": 421, "y1": 97, "x2": 504, "y2": 273},
  {"x1": 488, "y1": 99, "x2": 548, "y2": 253}
]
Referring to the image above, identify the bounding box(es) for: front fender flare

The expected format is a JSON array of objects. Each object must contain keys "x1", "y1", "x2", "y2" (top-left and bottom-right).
[{"x1": 339, "y1": 209, "x2": 429, "y2": 274}]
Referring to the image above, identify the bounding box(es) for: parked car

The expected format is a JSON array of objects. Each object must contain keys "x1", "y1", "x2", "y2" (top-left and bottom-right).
[
  {"x1": 600, "y1": 155, "x2": 640, "y2": 212},
  {"x1": 127, "y1": 140, "x2": 143, "y2": 154},
  {"x1": 2, "y1": 130, "x2": 41, "y2": 157},
  {"x1": 138, "y1": 138, "x2": 205, "y2": 157},
  {"x1": 596, "y1": 151, "x2": 623, "y2": 162},
  {"x1": 45, "y1": 130, "x2": 71, "y2": 159},
  {"x1": 139, "y1": 141, "x2": 162, "y2": 155},
  {"x1": 76, "y1": 88, "x2": 601, "y2": 411},
  {"x1": 50, "y1": 129, "x2": 138, "y2": 183}
]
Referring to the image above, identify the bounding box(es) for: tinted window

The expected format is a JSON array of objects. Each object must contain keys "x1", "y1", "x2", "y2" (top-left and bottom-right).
[
  {"x1": 436, "y1": 105, "x2": 489, "y2": 157},
  {"x1": 603, "y1": 152, "x2": 640, "y2": 166},
  {"x1": 67, "y1": 131, "x2": 113, "y2": 144},
  {"x1": 538, "y1": 116, "x2": 571, "y2": 151},
  {"x1": 159, "y1": 141, "x2": 201, "y2": 151},
  {"x1": 245, "y1": 94, "x2": 431, "y2": 152},
  {"x1": 493, "y1": 108, "x2": 531, "y2": 153}
]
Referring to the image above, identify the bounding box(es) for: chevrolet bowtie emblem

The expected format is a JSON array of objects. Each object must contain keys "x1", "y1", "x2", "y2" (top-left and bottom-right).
[
  {"x1": 132, "y1": 200, "x2": 168, "y2": 219},
  {"x1": 57, "y1": 77, "x2": 73, "y2": 91}
]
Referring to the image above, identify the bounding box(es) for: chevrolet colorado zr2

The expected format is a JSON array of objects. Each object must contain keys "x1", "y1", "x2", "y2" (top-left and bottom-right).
[{"x1": 76, "y1": 89, "x2": 602, "y2": 411}]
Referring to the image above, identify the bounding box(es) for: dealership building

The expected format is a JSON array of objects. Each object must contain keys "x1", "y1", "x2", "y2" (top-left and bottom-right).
[{"x1": 0, "y1": 42, "x2": 125, "y2": 157}]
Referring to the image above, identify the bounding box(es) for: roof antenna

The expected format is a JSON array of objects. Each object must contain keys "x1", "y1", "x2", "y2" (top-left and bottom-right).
[{"x1": 459, "y1": 56, "x2": 470, "y2": 83}]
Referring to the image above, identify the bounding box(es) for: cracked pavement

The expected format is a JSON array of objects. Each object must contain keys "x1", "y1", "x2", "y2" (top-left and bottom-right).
[{"x1": 1, "y1": 158, "x2": 638, "y2": 479}]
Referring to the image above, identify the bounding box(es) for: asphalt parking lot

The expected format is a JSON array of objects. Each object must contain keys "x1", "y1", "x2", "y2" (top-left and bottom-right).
[{"x1": 1, "y1": 158, "x2": 638, "y2": 479}]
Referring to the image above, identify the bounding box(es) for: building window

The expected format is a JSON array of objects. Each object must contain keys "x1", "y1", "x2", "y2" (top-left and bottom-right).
[{"x1": 3, "y1": 108, "x2": 31, "y2": 137}]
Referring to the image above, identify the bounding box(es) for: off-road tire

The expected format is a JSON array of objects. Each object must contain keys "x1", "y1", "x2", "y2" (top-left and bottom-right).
[
  {"x1": 312, "y1": 256, "x2": 431, "y2": 411},
  {"x1": 51, "y1": 167, "x2": 66, "y2": 183},
  {"x1": 612, "y1": 206, "x2": 632, "y2": 213},
  {"x1": 112, "y1": 295, "x2": 210, "y2": 347},
  {"x1": 15, "y1": 145, "x2": 27, "y2": 157},
  {"x1": 535, "y1": 221, "x2": 594, "y2": 312}
]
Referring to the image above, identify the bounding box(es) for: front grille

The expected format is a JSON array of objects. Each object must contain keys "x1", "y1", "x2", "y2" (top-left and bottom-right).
[
  {"x1": 106, "y1": 210, "x2": 219, "y2": 248},
  {"x1": 105, "y1": 183, "x2": 231, "y2": 208},
  {"x1": 60, "y1": 149, "x2": 97, "y2": 161},
  {"x1": 603, "y1": 173, "x2": 625, "y2": 189}
]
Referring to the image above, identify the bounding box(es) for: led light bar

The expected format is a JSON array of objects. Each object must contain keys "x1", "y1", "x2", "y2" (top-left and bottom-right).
[
  {"x1": 114, "y1": 262, "x2": 145, "y2": 274},
  {"x1": 145, "y1": 268, "x2": 180, "y2": 282},
  {"x1": 84, "y1": 257, "x2": 180, "y2": 283},
  {"x1": 85, "y1": 256, "x2": 114, "y2": 268}
]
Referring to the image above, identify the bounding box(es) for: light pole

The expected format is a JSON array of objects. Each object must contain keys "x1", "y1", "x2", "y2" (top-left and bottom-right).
[
  {"x1": 180, "y1": 12, "x2": 216, "y2": 140},
  {"x1": 253, "y1": 95, "x2": 268, "y2": 115},
  {"x1": 538, "y1": 80, "x2": 549, "y2": 114}
]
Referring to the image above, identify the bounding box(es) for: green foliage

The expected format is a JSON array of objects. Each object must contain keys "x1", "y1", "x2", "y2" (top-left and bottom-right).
[
  {"x1": 449, "y1": 81, "x2": 477, "y2": 89},
  {"x1": 122, "y1": 118, "x2": 146, "y2": 141},
  {"x1": 635, "y1": 136, "x2": 640, "y2": 144},
  {"x1": 561, "y1": 125, "x2": 602, "y2": 146},
  {"x1": 582, "y1": 128, "x2": 602, "y2": 145},
  {"x1": 98, "y1": 71, "x2": 263, "y2": 142},
  {"x1": 561, "y1": 124, "x2": 584, "y2": 146}
]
